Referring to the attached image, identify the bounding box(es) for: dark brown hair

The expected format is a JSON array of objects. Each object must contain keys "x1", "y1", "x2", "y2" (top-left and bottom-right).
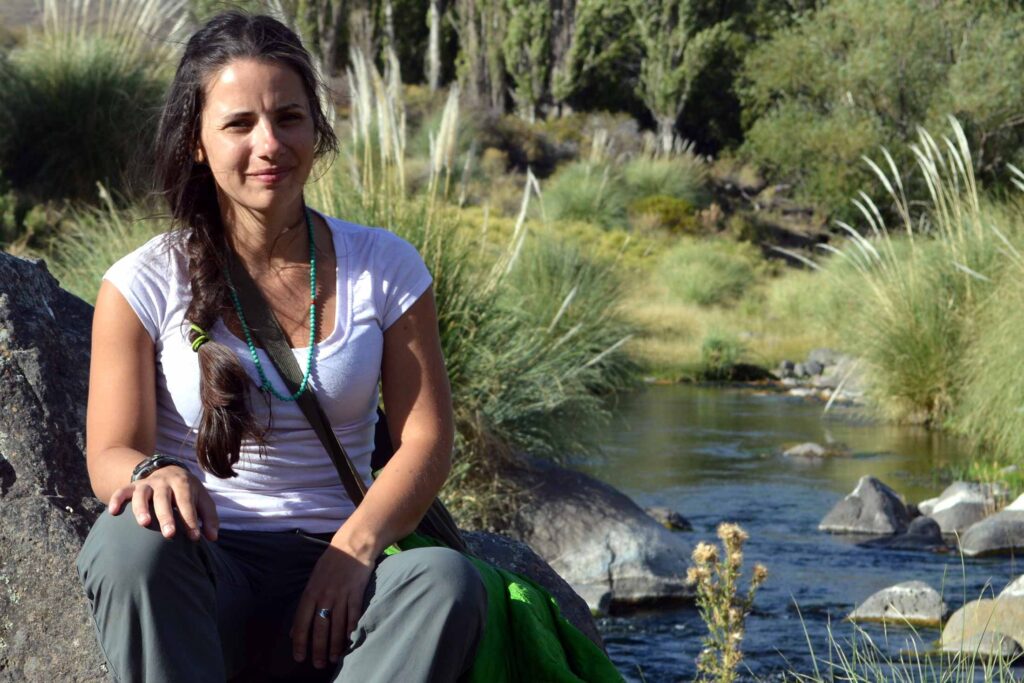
[{"x1": 153, "y1": 12, "x2": 338, "y2": 477}]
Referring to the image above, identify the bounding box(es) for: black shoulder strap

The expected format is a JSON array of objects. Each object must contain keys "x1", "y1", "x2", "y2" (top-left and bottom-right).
[{"x1": 226, "y1": 254, "x2": 367, "y2": 506}]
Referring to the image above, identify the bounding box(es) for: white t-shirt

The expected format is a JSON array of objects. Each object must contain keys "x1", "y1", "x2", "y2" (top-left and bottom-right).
[{"x1": 102, "y1": 211, "x2": 433, "y2": 533}]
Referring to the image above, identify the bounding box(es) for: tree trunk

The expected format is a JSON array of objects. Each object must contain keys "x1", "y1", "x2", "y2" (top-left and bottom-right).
[
  {"x1": 482, "y1": 0, "x2": 507, "y2": 112},
  {"x1": 322, "y1": 0, "x2": 346, "y2": 74},
  {"x1": 426, "y1": 0, "x2": 442, "y2": 92},
  {"x1": 656, "y1": 115, "x2": 675, "y2": 155},
  {"x1": 549, "y1": 0, "x2": 576, "y2": 108},
  {"x1": 455, "y1": 0, "x2": 486, "y2": 108}
]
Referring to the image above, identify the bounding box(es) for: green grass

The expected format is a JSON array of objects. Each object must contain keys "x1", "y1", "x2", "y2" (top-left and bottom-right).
[
  {"x1": 658, "y1": 238, "x2": 763, "y2": 307},
  {"x1": 621, "y1": 155, "x2": 710, "y2": 208},
  {"x1": 541, "y1": 161, "x2": 627, "y2": 229}
]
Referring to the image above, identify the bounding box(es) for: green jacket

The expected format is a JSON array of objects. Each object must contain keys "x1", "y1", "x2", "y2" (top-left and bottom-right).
[{"x1": 389, "y1": 533, "x2": 625, "y2": 682}]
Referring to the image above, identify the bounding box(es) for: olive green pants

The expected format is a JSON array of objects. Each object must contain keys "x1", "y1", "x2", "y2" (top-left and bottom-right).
[{"x1": 76, "y1": 510, "x2": 486, "y2": 683}]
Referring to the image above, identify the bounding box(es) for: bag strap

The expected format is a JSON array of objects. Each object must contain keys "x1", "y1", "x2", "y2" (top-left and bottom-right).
[{"x1": 226, "y1": 254, "x2": 368, "y2": 506}]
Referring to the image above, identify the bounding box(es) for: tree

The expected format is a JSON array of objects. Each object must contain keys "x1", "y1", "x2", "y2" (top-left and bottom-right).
[
  {"x1": 625, "y1": 0, "x2": 731, "y2": 152},
  {"x1": 426, "y1": 0, "x2": 446, "y2": 91},
  {"x1": 454, "y1": 0, "x2": 507, "y2": 111},
  {"x1": 502, "y1": 0, "x2": 552, "y2": 121}
]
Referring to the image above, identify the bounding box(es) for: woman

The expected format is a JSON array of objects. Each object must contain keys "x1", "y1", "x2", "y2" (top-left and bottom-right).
[{"x1": 76, "y1": 11, "x2": 486, "y2": 682}]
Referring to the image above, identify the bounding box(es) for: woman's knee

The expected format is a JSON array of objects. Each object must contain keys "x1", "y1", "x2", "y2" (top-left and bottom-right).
[
  {"x1": 76, "y1": 509, "x2": 207, "y2": 593},
  {"x1": 385, "y1": 548, "x2": 487, "y2": 621}
]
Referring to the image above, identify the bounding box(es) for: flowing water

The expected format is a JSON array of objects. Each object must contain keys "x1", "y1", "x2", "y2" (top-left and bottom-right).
[{"x1": 584, "y1": 384, "x2": 1019, "y2": 682}]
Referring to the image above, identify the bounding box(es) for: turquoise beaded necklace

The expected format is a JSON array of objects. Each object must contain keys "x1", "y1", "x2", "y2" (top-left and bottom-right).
[{"x1": 225, "y1": 206, "x2": 317, "y2": 402}]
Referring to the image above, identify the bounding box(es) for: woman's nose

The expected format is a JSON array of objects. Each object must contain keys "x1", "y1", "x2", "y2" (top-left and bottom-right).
[{"x1": 255, "y1": 118, "x2": 283, "y2": 157}]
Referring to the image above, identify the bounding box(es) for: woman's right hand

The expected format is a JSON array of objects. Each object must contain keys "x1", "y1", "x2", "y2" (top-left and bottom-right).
[{"x1": 108, "y1": 466, "x2": 219, "y2": 542}]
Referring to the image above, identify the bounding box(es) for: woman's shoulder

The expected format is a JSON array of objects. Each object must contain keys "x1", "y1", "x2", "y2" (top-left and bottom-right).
[
  {"x1": 318, "y1": 212, "x2": 423, "y2": 264},
  {"x1": 103, "y1": 230, "x2": 188, "y2": 291}
]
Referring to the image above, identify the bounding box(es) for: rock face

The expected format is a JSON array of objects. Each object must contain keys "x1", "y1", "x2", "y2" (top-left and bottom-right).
[
  {"x1": 918, "y1": 482, "x2": 1002, "y2": 536},
  {"x1": 505, "y1": 460, "x2": 691, "y2": 613},
  {"x1": 848, "y1": 580, "x2": 947, "y2": 627},
  {"x1": 819, "y1": 476, "x2": 912, "y2": 535},
  {"x1": 463, "y1": 531, "x2": 602, "y2": 648},
  {"x1": 940, "y1": 597, "x2": 1024, "y2": 657},
  {"x1": 0, "y1": 255, "x2": 108, "y2": 680},
  {"x1": 960, "y1": 494, "x2": 1024, "y2": 557}
]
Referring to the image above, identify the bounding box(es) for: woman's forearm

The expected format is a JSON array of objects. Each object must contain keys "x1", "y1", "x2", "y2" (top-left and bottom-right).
[
  {"x1": 330, "y1": 435, "x2": 452, "y2": 561},
  {"x1": 87, "y1": 447, "x2": 150, "y2": 503}
]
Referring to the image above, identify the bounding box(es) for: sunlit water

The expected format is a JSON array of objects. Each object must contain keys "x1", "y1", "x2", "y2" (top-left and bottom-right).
[{"x1": 581, "y1": 384, "x2": 1020, "y2": 682}]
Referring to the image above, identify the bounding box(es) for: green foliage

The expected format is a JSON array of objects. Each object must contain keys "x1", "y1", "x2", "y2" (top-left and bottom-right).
[
  {"x1": 0, "y1": 1, "x2": 181, "y2": 204},
  {"x1": 502, "y1": 0, "x2": 552, "y2": 121},
  {"x1": 541, "y1": 162, "x2": 627, "y2": 229},
  {"x1": 741, "y1": 0, "x2": 1024, "y2": 216},
  {"x1": 624, "y1": 0, "x2": 731, "y2": 146},
  {"x1": 628, "y1": 195, "x2": 697, "y2": 234},
  {"x1": 188, "y1": 0, "x2": 263, "y2": 22},
  {"x1": 698, "y1": 332, "x2": 745, "y2": 381},
  {"x1": 621, "y1": 156, "x2": 709, "y2": 207},
  {"x1": 658, "y1": 237, "x2": 762, "y2": 306}
]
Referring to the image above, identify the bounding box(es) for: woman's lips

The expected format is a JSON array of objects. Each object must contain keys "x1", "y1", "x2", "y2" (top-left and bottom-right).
[{"x1": 248, "y1": 167, "x2": 292, "y2": 184}]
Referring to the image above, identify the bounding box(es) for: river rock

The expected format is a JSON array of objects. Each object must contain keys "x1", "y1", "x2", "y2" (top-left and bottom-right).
[
  {"x1": 505, "y1": 459, "x2": 691, "y2": 613},
  {"x1": 959, "y1": 494, "x2": 1024, "y2": 557},
  {"x1": 0, "y1": 254, "x2": 108, "y2": 681},
  {"x1": 784, "y1": 442, "x2": 827, "y2": 459},
  {"x1": 807, "y1": 348, "x2": 841, "y2": 367},
  {"x1": 777, "y1": 360, "x2": 795, "y2": 378},
  {"x1": 804, "y1": 360, "x2": 824, "y2": 376},
  {"x1": 1000, "y1": 575, "x2": 1024, "y2": 598},
  {"x1": 818, "y1": 476, "x2": 911, "y2": 535},
  {"x1": 918, "y1": 482, "x2": 1004, "y2": 535},
  {"x1": 858, "y1": 516, "x2": 949, "y2": 552},
  {"x1": 848, "y1": 580, "x2": 947, "y2": 626},
  {"x1": 940, "y1": 597, "x2": 1024, "y2": 656},
  {"x1": 645, "y1": 506, "x2": 693, "y2": 531},
  {"x1": 463, "y1": 531, "x2": 602, "y2": 648}
]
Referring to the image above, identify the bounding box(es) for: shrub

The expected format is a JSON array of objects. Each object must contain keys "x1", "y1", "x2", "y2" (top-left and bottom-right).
[
  {"x1": 698, "y1": 332, "x2": 745, "y2": 381},
  {"x1": 658, "y1": 238, "x2": 763, "y2": 307},
  {"x1": 740, "y1": 0, "x2": 1024, "y2": 217},
  {"x1": 628, "y1": 195, "x2": 697, "y2": 234},
  {"x1": 0, "y1": 0, "x2": 183, "y2": 204},
  {"x1": 622, "y1": 155, "x2": 709, "y2": 207},
  {"x1": 541, "y1": 162, "x2": 627, "y2": 229}
]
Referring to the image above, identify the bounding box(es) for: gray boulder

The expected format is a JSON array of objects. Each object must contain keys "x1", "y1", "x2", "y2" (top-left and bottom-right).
[
  {"x1": 645, "y1": 506, "x2": 692, "y2": 531},
  {"x1": 848, "y1": 580, "x2": 947, "y2": 627},
  {"x1": 505, "y1": 460, "x2": 691, "y2": 613},
  {"x1": 463, "y1": 531, "x2": 602, "y2": 648},
  {"x1": 819, "y1": 476, "x2": 912, "y2": 535},
  {"x1": 784, "y1": 442, "x2": 827, "y2": 459},
  {"x1": 777, "y1": 360, "x2": 795, "y2": 378},
  {"x1": 858, "y1": 516, "x2": 949, "y2": 553},
  {"x1": 940, "y1": 597, "x2": 1024, "y2": 657},
  {"x1": 960, "y1": 494, "x2": 1024, "y2": 557},
  {"x1": 0, "y1": 255, "x2": 108, "y2": 681},
  {"x1": 918, "y1": 482, "x2": 1003, "y2": 535},
  {"x1": 804, "y1": 360, "x2": 824, "y2": 376}
]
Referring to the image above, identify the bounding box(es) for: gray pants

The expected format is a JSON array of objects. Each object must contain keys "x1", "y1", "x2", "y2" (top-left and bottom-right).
[{"x1": 76, "y1": 510, "x2": 487, "y2": 683}]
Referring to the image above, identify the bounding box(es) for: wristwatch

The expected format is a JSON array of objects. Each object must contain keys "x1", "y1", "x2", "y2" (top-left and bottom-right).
[{"x1": 131, "y1": 454, "x2": 188, "y2": 482}]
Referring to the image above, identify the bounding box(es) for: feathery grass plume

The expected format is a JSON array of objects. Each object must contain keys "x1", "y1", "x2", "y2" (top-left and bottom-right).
[
  {"x1": 0, "y1": 0, "x2": 185, "y2": 203},
  {"x1": 687, "y1": 522, "x2": 767, "y2": 683},
  {"x1": 820, "y1": 118, "x2": 1007, "y2": 425}
]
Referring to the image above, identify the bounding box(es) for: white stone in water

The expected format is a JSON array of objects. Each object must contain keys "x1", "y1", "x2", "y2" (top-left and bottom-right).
[
  {"x1": 1006, "y1": 494, "x2": 1024, "y2": 512},
  {"x1": 932, "y1": 489, "x2": 987, "y2": 513},
  {"x1": 1001, "y1": 575, "x2": 1024, "y2": 598},
  {"x1": 848, "y1": 580, "x2": 947, "y2": 627}
]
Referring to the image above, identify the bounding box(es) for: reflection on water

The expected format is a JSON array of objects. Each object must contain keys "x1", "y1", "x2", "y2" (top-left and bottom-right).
[{"x1": 581, "y1": 385, "x2": 1018, "y2": 682}]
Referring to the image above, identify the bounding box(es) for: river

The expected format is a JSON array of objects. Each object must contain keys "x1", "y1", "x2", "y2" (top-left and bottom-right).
[{"x1": 583, "y1": 384, "x2": 1017, "y2": 681}]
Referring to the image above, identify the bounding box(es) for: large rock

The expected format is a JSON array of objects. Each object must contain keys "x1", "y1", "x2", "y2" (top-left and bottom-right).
[
  {"x1": 940, "y1": 597, "x2": 1024, "y2": 656},
  {"x1": 918, "y1": 482, "x2": 1003, "y2": 535},
  {"x1": 505, "y1": 459, "x2": 691, "y2": 613},
  {"x1": 959, "y1": 494, "x2": 1024, "y2": 557},
  {"x1": 0, "y1": 255, "x2": 107, "y2": 680},
  {"x1": 858, "y1": 516, "x2": 949, "y2": 553},
  {"x1": 463, "y1": 531, "x2": 602, "y2": 648},
  {"x1": 848, "y1": 580, "x2": 947, "y2": 627},
  {"x1": 819, "y1": 476, "x2": 912, "y2": 535}
]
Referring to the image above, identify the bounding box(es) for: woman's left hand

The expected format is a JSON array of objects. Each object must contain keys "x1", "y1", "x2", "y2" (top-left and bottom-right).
[{"x1": 290, "y1": 539, "x2": 375, "y2": 669}]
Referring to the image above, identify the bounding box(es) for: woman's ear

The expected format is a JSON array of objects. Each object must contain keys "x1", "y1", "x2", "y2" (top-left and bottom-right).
[{"x1": 194, "y1": 146, "x2": 206, "y2": 165}]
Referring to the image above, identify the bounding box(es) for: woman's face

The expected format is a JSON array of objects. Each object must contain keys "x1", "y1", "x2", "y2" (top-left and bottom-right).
[{"x1": 196, "y1": 58, "x2": 316, "y2": 219}]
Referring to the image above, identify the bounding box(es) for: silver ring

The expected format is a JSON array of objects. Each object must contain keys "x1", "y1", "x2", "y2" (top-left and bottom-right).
[{"x1": 316, "y1": 607, "x2": 332, "y2": 620}]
